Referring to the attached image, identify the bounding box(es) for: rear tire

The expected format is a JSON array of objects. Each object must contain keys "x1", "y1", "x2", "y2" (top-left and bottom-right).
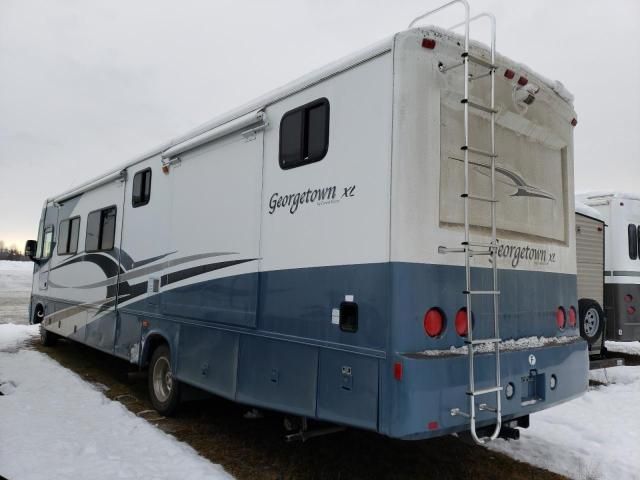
[
  {"x1": 39, "y1": 324, "x2": 58, "y2": 347},
  {"x1": 148, "y1": 344, "x2": 181, "y2": 416},
  {"x1": 579, "y1": 299, "x2": 604, "y2": 346}
]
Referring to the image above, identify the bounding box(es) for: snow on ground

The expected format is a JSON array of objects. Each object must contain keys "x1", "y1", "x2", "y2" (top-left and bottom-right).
[
  {"x1": 605, "y1": 340, "x2": 640, "y2": 356},
  {"x1": 0, "y1": 324, "x2": 233, "y2": 480},
  {"x1": 0, "y1": 322, "x2": 38, "y2": 351},
  {"x1": 489, "y1": 366, "x2": 640, "y2": 480},
  {"x1": 0, "y1": 260, "x2": 32, "y2": 325}
]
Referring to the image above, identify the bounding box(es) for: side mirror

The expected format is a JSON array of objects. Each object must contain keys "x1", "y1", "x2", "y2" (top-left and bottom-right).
[{"x1": 25, "y1": 240, "x2": 37, "y2": 261}]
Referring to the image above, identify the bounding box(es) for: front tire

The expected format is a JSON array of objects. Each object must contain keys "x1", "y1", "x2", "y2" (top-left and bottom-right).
[
  {"x1": 148, "y1": 344, "x2": 181, "y2": 416},
  {"x1": 579, "y1": 299, "x2": 604, "y2": 346}
]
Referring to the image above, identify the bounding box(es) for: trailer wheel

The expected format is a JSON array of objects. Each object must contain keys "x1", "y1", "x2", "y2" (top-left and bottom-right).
[
  {"x1": 579, "y1": 299, "x2": 604, "y2": 346},
  {"x1": 148, "y1": 344, "x2": 180, "y2": 416}
]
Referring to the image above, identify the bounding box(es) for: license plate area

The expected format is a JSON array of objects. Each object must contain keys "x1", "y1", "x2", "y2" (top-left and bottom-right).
[{"x1": 521, "y1": 369, "x2": 545, "y2": 406}]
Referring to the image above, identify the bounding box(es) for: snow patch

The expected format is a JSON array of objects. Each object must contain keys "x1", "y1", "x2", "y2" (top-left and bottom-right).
[
  {"x1": 419, "y1": 335, "x2": 580, "y2": 356},
  {"x1": 490, "y1": 366, "x2": 640, "y2": 480},
  {"x1": 575, "y1": 200, "x2": 605, "y2": 222},
  {"x1": 0, "y1": 343, "x2": 233, "y2": 480},
  {"x1": 605, "y1": 340, "x2": 640, "y2": 356},
  {"x1": 0, "y1": 323, "x2": 38, "y2": 351}
]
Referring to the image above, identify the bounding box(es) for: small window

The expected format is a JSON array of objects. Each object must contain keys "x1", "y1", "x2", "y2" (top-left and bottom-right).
[
  {"x1": 57, "y1": 217, "x2": 80, "y2": 255},
  {"x1": 86, "y1": 206, "x2": 117, "y2": 252},
  {"x1": 41, "y1": 226, "x2": 54, "y2": 259},
  {"x1": 279, "y1": 98, "x2": 329, "y2": 169},
  {"x1": 132, "y1": 168, "x2": 152, "y2": 207},
  {"x1": 629, "y1": 224, "x2": 638, "y2": 260}
]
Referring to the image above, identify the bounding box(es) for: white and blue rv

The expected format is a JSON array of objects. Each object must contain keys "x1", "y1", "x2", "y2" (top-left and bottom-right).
[{"x1": 25, "y1": 3, "x2": 587, "y2": 444}]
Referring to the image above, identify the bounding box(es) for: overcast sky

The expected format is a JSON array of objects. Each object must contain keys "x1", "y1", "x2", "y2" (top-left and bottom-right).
[{"x1": 1, "y1": 0, "x2": 638, "y2": 248}]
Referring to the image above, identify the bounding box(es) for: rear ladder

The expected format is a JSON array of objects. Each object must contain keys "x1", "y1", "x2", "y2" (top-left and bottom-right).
[{"x1": 410, "y1": 0, "x2": 502, "y2": 445}]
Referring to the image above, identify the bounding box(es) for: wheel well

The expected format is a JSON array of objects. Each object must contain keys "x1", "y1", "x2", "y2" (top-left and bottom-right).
[
  {"x1": 32, "y1": 303, "x2": 45, "y2": 324},
  {"x1": 142, "y1": 334, "x2": 169, "y2": 367}
]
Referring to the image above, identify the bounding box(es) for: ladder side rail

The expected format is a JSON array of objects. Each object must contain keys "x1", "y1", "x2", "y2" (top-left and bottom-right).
[{"x1": 408, "y1": 0, "x2": 471, "y2": 32}]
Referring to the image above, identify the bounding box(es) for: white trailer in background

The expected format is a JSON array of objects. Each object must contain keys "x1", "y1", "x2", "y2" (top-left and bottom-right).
[
  {"x1": 579, "y1": 192, "x2": 640, "y2": 342},
  {"x1": 574, "y1": 200, "x2": 605, "y2": 350}
]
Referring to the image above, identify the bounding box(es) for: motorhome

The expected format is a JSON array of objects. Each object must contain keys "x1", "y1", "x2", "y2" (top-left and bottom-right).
[
  {"x1": 579, "y1": 192, "x2": 640, "y2": 343},
  {"x1": 574, "y1": 201, "x2": 605, "y2": 350},
  {"x1": 25, "y1": 2, "x2": 587, "y2": 444}
]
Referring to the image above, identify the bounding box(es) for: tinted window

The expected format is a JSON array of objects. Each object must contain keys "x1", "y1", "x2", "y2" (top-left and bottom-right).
[
  {"x1": 57, "y1": 217, "x2": 80, "y2": 255},
  {"x1": 86, "y1": 207, "x2": 117, "y2": 252},
  {"x1": 279, "y1": 98, "x2": 329, "y2": 169},
  {"x1": 279, "y1": 110, "x2": 303, "y2": 168},
  {"x1": 57, "y1": 220, "x2": 69, "y2": 255},
  {"x1": 306, "y1": 102, "x2": 329, "y2": 159},
  {"x1": 132, "y1": 168, "x2": 152, "y2": 207},
  {"x1": 86, "y1": 210, "x2": 101, "y2": 252},
  {"x1": 629, "y1": 224, "x2": 638, "y2": 260},
  {"x1": 69, "y1": 217, "x2": 80, "y2": 253}
]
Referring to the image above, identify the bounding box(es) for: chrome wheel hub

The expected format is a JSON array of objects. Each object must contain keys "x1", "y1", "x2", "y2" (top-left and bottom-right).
[
  {"x1": 152, "y1": 356, "x2": 172, "y2": 403},
  {"x1": 584, "y1": 307, "x2": 600, "y2": 337}
]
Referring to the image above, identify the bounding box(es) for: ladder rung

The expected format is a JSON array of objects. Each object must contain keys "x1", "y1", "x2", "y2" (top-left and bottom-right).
[
  {"x1": 461, "y1": 145, "x2": 497, "y2": 158},
  {"x1": 461, "y1": 193, "x2": 498, "y2": 203},
  {"x1": 462, "y1": 241, "x2": 498, "y2": 249},
  {"x1": 461, "y1": 98, "x2": 498, "y2": 114},
  {"x1": 438, "y1": 246, "x2": 465, "y2": 254},
  {"x1": 465, "y1": 338, "x2": 501, "y2": 345},
  {"x1": 462, "y1": 52, "x2": 497, "y2": 70},
  {"x1": 467, "y1": 386, "x2": 503, "y2": 396},
  {"x1": 463, "y1": 290, "x2": 500, "y2": 295},
  {"x1": 468, "y1": 249, "x2": 494, "y2": 257}
]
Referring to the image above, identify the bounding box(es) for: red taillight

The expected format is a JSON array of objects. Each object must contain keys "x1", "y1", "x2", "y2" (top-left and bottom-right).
[
  {"x1": 424, "y1": 308, "x2": 445, "y2": 337},
  {"x1": 624, "y1": 294, "x2": 633, "y2": 303},
  {"x1": 571, "y1": 118, "x2": 578, "y2": 127},
  {"x1": 627, "y1": 306, "x2": 636, "y2": 316},
  {"x1": 504, "y1": 68, "x2": 515, "y2": 79},
  {"x1": 517, "y1": 76, "x2": 528, "y2": 86},
  {"x1": 568, "y1": 307, "x2": 577, "y2": 328},
  {"x1": 556, "y1": 307, "x2": 566, "y2": 330},
  {"x1": 455, "y1": 308, "x2": 470, "y2": 337},
  {"x1": 422, "y1": 38, "x2": 436, "y2": 49},
  {"x1": 427, "y1": 421, "x2": 439, "y2": 430},
  {"x1": 394, "y1": 362, "x2": 403, "y2": 381}
]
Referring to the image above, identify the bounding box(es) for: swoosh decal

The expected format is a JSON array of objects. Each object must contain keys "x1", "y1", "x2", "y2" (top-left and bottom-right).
[
  {"x1": 50, "y1": 253, "x2": 122, "y2": 278},
  {"x1": 451, "y1": 157, "x2": 556, "y2": 201},
  {"x1": 48, "y1": 251, "x2": 238, "y2": 289}
]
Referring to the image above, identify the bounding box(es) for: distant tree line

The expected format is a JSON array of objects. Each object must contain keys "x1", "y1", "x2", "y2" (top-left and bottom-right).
[{"x1": 0, "y1": 240, "x2": 29, "y2": 261}]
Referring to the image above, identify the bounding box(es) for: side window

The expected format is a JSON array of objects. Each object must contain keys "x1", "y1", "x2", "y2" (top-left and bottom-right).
[
  {"x1": 41, "y1": 226, "x2": 54, "y2": 259},
  {"x1": 629, "y1": 224, "x2": 638, "y2": 260},
  {"x1": 279, "y1": 98, "x2": 329, "y2": 169},
  {"x1": 86, "y1": 207, "x2": 117, "y2": 252},
  {"x1": 57, "y1": 217, "x2": 80, "y2": 255},
  {"x1": 132, "y1": 168, "x2": 152, "y2": 207}
]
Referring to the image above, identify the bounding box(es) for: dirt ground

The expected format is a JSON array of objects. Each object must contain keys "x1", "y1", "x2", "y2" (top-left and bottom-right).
[{"x1": 32, "y1": 338, "x2": 566, "y2": 480}]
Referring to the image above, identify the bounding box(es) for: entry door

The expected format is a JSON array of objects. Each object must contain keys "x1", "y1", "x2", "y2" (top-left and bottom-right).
[{"x1": 35, "y1": 203, "x2": 59, "y2": 292}]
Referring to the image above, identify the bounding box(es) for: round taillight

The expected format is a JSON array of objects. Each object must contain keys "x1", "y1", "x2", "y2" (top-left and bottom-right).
[
  {"x1": 627, "y1": 306, "x2": 636, "y2": 315},
  {"x1": 624, "y1": 294, "x2": 633, "y2": 303},
  {"x1": 568, "y1": 306, "x2": 577, "y2": 328},
  {"x1": 424, "y1": 308, "x2": 445, "y2": 337},
  {"x1": 556, "y1": 307, "x2": 566, "y2": 330},
  {"x1": 455, "y1": 308, "x2": 470, "y2": 337}
]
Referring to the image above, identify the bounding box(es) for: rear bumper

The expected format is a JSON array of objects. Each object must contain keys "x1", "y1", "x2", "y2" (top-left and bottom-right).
[{"x1": 387, "y1": 339, "x2": 588, "y2": 440}]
